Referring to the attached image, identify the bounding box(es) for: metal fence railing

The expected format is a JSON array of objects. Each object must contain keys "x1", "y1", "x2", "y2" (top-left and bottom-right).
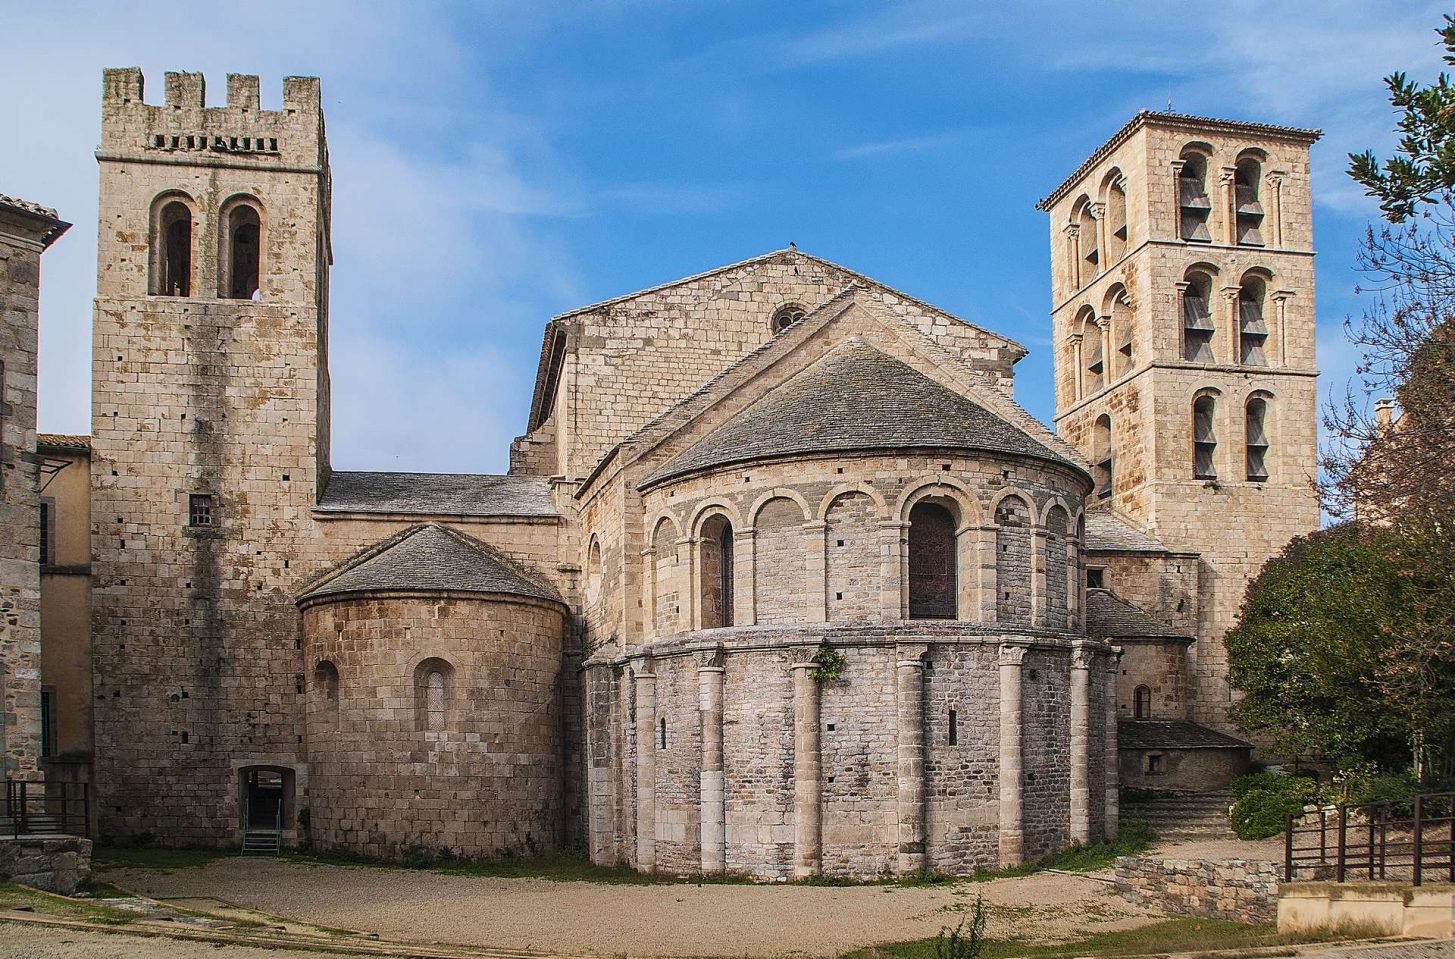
[
  {"x1": 1284, "y1": 792, "x2": 1454, "y2": 886},
  {"x1": 3, "y1": 779, "x2": 90, "y2": 839}
]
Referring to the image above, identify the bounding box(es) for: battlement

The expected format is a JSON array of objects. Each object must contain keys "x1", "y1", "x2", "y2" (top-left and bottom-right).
[{"x1": 99, "y1": 68, "x2": 324, "y2": 165}]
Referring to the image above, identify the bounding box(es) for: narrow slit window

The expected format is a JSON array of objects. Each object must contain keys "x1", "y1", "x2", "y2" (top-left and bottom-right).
[
  {"x1": 948, "y1": 708, "x2": 958, "y2": 746},
  {"x1": 659, "y1": 716, "x2": 667, "y2": 750},
  {"x1": 1134, "y1": 685, "x2": 1152, "y2": 720},
  {"x1": 1093, "y1": 415, "x2": 1113, "y2": 500}
]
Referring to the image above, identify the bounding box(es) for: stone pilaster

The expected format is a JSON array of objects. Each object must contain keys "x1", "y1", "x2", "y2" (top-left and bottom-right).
[
  {"x1": 1031, "y1": 528, "x2": 1049, "y2": 626},
  {"x1": 790, "y1": 655, "x2": 822, "y2": 879},
  {"x1": 1105, "y1": 646, "x2": 1123, "y2": 840},
  {"x1": 633, "y1": 660, "x2": 657, "y2": 871},
  {"x1": 734, "y1": 529, "x2": 756, "y2": 626},
  {"x1": 880, "y1": 521, "x2": 907, "y2": 620},
  {"x1": 998, "y1": 643, "x2": 1027, "y2": 866},
  {"x1": 804, "y1": 520, "x2": 828, "y2": 622},
  {"x1": 698, "y1": 648, "x2": 726, "y2": 874},
  {"x1": 895, "y1": 644, "x2": 928, "y2": 875},
  {"x1": 976, "y1": 525, "x2": 999, "y2": 623},
  {"x1": 1069, "y1": 643, "x2": 1094, "y2": 844}
]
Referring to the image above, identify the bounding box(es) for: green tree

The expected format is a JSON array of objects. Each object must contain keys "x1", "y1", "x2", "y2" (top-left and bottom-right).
[{"x1": 1227, "y1": 525, "x2": 1410, "y2": 770}]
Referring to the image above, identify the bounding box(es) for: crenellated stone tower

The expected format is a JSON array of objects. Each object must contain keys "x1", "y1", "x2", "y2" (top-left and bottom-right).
[
  {"x1": 90, "y1": 69, "x2": 331, "y2": 841},
  {"x1": 1039, "y1": 112, "x2": 1321, "y2": 731}
]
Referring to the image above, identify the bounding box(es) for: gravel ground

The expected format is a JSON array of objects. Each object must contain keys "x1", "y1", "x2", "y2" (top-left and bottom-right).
[
  {"x1": 105, "y1": 859, "x2": 1154, "y2": 957},
  {"x1": 1149, "y1": 834, "x2": 1285, "y2": 862},
  {"x1": 1301, "y1": 942, "x2": 1455, "y2": 958},
  {"x1": 0, "y1": 922, "x2": 355, "y2": 959}
]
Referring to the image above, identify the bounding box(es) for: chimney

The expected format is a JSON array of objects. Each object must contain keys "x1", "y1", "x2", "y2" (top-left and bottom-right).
[{"x1": 1374, "y1": 398, "x2": 1397, "y2": 431}]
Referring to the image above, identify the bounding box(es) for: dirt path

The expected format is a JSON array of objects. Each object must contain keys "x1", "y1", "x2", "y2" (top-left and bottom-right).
[{"x1": 105, "y1": 859, "x2": 1155, "y2": 957}]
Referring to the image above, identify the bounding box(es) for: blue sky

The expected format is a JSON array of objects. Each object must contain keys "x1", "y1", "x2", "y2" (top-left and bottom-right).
[{"x1": 3, "y1": 1, "x2": 1446, "y2": 473}]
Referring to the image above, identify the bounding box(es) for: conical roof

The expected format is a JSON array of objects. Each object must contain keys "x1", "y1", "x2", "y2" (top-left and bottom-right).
[
  {"x1": 298, "y1": 524, "x2": 562, "y2": 605},
  {"x1": 643, "y1": 340, "x2": 1075, "y2": 487}
]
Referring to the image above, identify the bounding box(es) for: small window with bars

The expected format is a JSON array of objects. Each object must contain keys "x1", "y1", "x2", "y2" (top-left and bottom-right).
[
  {"x1": 1086, "y1": 567, "x2": 1106, "y2": 589},
  {"x1": 188, "y1": 493, "x2": 215, "y2": 527}
]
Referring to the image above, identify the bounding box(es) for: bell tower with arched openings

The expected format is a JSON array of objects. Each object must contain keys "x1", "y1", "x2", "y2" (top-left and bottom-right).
[
  {"x1": 1039, "y1": 111, "x2": 1321, "y2": 731},
  {"x1": 89, "y1": 69, "x2": 332, "y2": 842}
]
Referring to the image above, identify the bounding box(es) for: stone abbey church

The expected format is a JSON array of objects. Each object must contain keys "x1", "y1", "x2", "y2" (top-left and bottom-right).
[{"x1": 0, "y1": 68, "x2": 1320, "y2": 879}]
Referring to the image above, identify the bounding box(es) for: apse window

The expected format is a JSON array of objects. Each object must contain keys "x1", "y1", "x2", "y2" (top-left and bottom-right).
[{"x1": 188, "y1": 493, "x2": 215, "y2": 527}]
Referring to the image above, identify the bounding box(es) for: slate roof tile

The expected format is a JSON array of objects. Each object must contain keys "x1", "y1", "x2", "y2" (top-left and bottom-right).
[
  {"x1": 643, "y1": 339, "x2": 1077, "y2": 487},
  {"x1": 1086, "y1": 588, "x2": 1192, "y2": 640},
  {"x1": 317, "y1": 471, "x2": 557, "y2": 518},
  {"x1": 1119, "y1": 719, "x2": 1253, "y2": 751},
  {"x1": 1084, "y1": 511, "x2": 1167, "y2": 553},
  {"x1": 298, "y1": 524, "x2": 562, "y2": 604}
]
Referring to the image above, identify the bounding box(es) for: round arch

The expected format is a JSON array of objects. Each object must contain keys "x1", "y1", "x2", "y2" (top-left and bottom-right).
[
  {"x1": 816, "y1": 482, "x2": 888, "y2": 522},
  {"x1": 747, "y1": 488, "x2": 813, "y2": 527}
]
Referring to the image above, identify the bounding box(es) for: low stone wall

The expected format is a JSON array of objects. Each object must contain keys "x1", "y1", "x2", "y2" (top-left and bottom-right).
[
  {"x1": 0, "y1": 836, "x2": 92, "y2": 894},
  {"x1": 1115, "y1": 856, "x2": 1279, "y2": 924}
]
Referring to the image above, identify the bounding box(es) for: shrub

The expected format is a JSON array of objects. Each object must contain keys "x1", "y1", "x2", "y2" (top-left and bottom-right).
[
  {"x1": 933, "y1": 896, "x2": 988, "y2": 959},
  {"x1": 1231, "y1": 773, "x2": 1319, "y2": 840}
]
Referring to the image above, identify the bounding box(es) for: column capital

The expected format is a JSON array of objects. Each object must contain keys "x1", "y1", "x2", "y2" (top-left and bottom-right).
[
  {"x1": 630, "y1": 656, "x2": 655, "y2": 679},
  {"x1": 1067, "y1": 331, "x2": 1084, "y2": 345},
  {"x1": 1071, "y1": 642, "x2": 1096, "y2": 671},
  {"x1": 1270, "y1": 289, "x2": 1295, "y2": 303},
  {"x1": 698, "y1": 645, "x2": 725, "y2": 671},
  {"x1": 895, "y1": 643, "x2": 929, "y2": 666},
  {"x1": 998, "y1": 643, "x2": 1029, "y2": 667},
  {"x1": 1063, "y1": 222, "x2": 1081, "y2": 239},
  {"x1": 1219, "y1": 166, "x2": 1237, "y2": 184},
  {"x1": 1088, "y1": 201, "x2": 1106, "y2": 220}
]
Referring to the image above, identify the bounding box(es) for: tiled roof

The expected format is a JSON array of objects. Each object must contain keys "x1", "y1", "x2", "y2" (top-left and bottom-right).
[
  {"x1": 1086, "y1": 588, "x2": 1191, "y2": 640},
  {"x1": 0, "y1": 194, "x2": 71, "y2": 248},
  {"x1": 297, "y1": 524, "x2": 562, "y2": 605},
  {"x1": 642, "y1": 338, "x2": 1077, "y2": 487},
  {"x1": 1084, "y1": 511, "x2": 1167, "y2": 553},
  {"x1": 37, "y1": 434, "x2": 91, "y2": 452},
  {"x1": 1119, "y1": 719, "x2": 1253, "y2": 751},
  {"x1": 317, "y1": 471, "x2": 557, "y2": 518},
  {"x1": 1037, "y1": 110, "x2": 1322, "y2": 211}
]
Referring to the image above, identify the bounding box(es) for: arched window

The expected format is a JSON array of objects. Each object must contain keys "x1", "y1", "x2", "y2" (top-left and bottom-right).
[
  {"x1": 1105, "y1": 176, "x2": 1129, "y2": 262},
  {"x1": 153, "y1": 199, "x2": 193, "y2": 297},
  {"x1": 1193, "y1": 393, "x2": 1218, "y2": 480},
  {"x1": 1093, "y1": 414, "x2": 1113, "y2": 500},
  {"x1": 1081, "y1": 309, "x2": 1104, "y2": 394},
  {"x1": 1108, "y1": 287, "x2": 1133, "y2": 377},
  {"x1": 771, "y1": 304, "x2": 806, "y2": 333},
  {"x1": 1238, "y1": 276, "x2": 1269, "y2": 366},
  {"x1": 1234, "y1": 157, "x2": 1265, "y2": 246},
  {"x1": 1182, "y1": 271, "x2": 1215, "y2": 363},
  {"x1": 1076, "y1": 198, "x2": 1099, "y2": 278},
  {"x1": 1133, "y1": 685, "x2": 1152, "y2": 720},
  {"x1": 221, "y1": 201, "x2": 261, "y2": 299},
  {"x1": 586, "y1": 537, "x2": 603, "y2": 605},
  {"x1": 414, "y1": 658, "x2": 453, "y2": 733},
  {"x1": 1246, "y1": 395, "x2": 1271, "y2": 482},
  {"x1": 1178, "y1": 152, "x2": 1212, "y2": 242},
  {"x1": 908, "y1": 500, "x2": 957, "y2": 620},
  {"x1": 699, "y1": 514, "x2": 734, "y2": 628}
]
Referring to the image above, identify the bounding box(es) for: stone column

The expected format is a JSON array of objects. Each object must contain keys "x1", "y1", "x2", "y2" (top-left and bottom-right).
[
  {"x1": 1272, "y1": 292, "x2": 1291, "y2": 368},
  {"x1": 699, "y1": 648, "x2": 726, "y2": 873},
  {"x1": 880, "y1": 521, "x2": 908, "y2": 621},
  {"x1": 804, "y1": 520, "x2": 829, "y2": 623},
  {"x1": 641, "y1": 546, "x2": 657, "y2": 641},
  {"x1": 1065, "y1": 223, "x2": 1081, "y2": 289},
  {"x1": 1174, "y1": 281, "x2": 1190, "y2": 361},
  {"x1": 1030, "y1": 528, "x2": 1048, "y2": 627},
  {"x1": 976, "y1": 525, "x2": 998, "y2": 623},
  {"x1": 681, "y1": 535, "x2": 699, "y2": 631},
  {"x1": 790, "y1": 657, "x2": 822, "y2": 879},
  {"x1": 1089, "y1": 201, "x2": 1106, "y2": 276},
  {"x1": 1222, "y1": 287, "x2": 1241, "y2": 365},
  {"x1": 1268, "y1": 173, "x2": 1285, "y2": 248},
  {"x1": 998, "y1": 643, "x2": 1027, "y2": 866},
  {"x1": 896, "y1": 644, "x2": 928, "y2": 875},
  {"x1": 633, "y1": 660, "x2": 657, "y2": 871},
  {"x1": 1169, "y1": 159, "x2": 1185, "y2": 240},
  {"x1": 1070, "y1": 643, "x2": 1093, "y2": 844},
  {"x1": 1067, "y1": 332, "x2": 1084, "y2": 402},
  {"x1": 1219, "y1": 167, "x2": 1237, "y2": 245},
  {"x1": 735, "y1": 528, "x2": 756, "y2": 626},
  {"x1": 1105, "y1": 646, "x2": 1122, "y2": 840}
]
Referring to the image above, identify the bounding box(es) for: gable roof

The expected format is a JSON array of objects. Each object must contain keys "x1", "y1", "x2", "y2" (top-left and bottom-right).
[
  {"x1": 525, "y1": 247, "x2": 1023, "y2": 432},
  {"x1": 296, "y1": 524, "x2": 562, "y2": 606},
  {"x1": 1086, "y1": 588, "x2": 1192, "y2": 640},
  {"x1": 0, "y1": 193, "x2": 70, "y2": 249},
  {"x1": 1085, "y1": 510, "x2": 1167, "y2": 553},
  {"x1": 1037, "y1": 110, "x2": 1322, "y2": 212},
  {"x1": 317, "y1": 471, "x2": 557, "y2": 519},
  {"x1": 642, "y1": 338, "x2": 1077, "y2": 488}
]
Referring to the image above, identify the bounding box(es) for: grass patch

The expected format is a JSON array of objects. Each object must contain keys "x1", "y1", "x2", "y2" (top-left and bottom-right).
[
  {"x1": 843, "y1": 914, "x2": 1389, "y2": 959},
  {"x1": 0, "y1": 881, "x2": 139, "y2": 925},
  {"x1": 1036, "y1": 818, "x2": 1157, "y2": 873},
  {"x1": 93, "y1": 845, "x2": 229, "y2": 872}
]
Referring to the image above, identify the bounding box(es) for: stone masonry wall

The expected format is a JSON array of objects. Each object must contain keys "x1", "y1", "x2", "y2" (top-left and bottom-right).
[
  {"x1": 302, "y1": 593, "x2": 565, "y2": 859},
  {"x1": 0, "y1": 206, "x2": 50, "y2": 779},
  {"x1": 1115, "y1": 855, "x2": 1280, "y2": 924}
]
